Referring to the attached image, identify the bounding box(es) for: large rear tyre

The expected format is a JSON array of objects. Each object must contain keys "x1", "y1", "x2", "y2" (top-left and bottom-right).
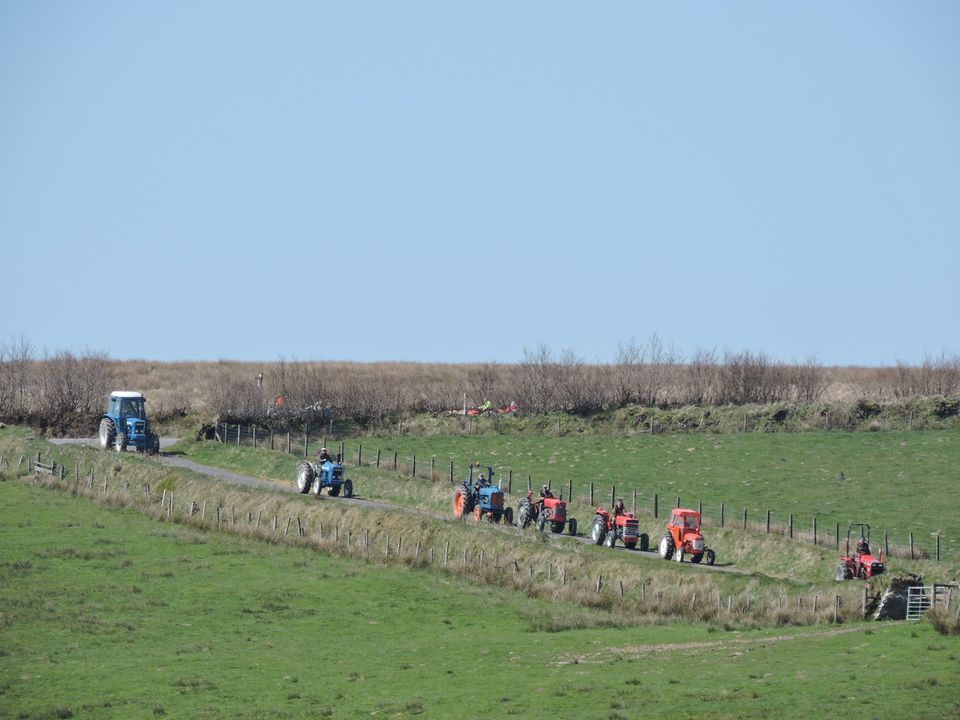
[
  {"x1": 835, "y1": 564, "x2": 852, "y2": 582},
  {"x1": 453, "y1": 488, "x2": 469, "y2": 519},
  {"x1": 342, "y1": 479, "x2": 354, "y2": 498},
  {"x1": 516, "y1": 501, "x2": 530, "y2": 528},
  {"x1": 567, "y1": 517, "x2": 577, "y2": 536},
  {"x1": 99, "y1": 418, "x2": 115, "y2": 451},
  {"x1": 658, "y1": 534, "x2": 674, "y2": 560},
  {"x1": 296, "y1": 463, "x2": 314, "y2": 494},
  {"x1": 591, "y1": 517, "x2": 606, "y2": 545}
]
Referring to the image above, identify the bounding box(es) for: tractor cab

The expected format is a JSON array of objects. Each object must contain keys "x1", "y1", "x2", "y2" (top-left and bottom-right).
[{"x1": 659, "y1": 508, "x2": 715, "y2": 564}]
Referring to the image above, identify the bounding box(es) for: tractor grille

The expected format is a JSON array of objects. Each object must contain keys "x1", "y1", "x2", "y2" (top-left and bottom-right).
[
  {"x1": 623, "y1": 524, "x2": 638, "y2": 539},
  {"x1": 491, "y1": 492, "x2": 503, "y2": 509},
  {"x1": 134, "y1": 422, "x2": 145, "y2": 434},
  {"x1": 693, "y1": 539, "x2": 704, "y2": 552}
]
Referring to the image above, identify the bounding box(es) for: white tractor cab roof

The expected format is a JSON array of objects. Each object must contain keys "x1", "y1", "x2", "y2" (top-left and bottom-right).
[{"x1": 110, "y1": 391, "x2": 145, "y2": 399}]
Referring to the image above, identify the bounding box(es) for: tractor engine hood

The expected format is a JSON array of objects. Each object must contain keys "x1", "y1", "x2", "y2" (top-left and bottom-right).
[{"x1": 124, "y1": 417, "x2": 146, "y2": 435}]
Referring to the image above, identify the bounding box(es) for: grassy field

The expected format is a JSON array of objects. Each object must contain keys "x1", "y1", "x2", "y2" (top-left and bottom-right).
[
  {"x1": 167, "y1": 430, "x2": 960, "y2": 583},
  {"x1": 2, "y1": 480, "x2": 959, "y2": 720},
  {"x1": 336, "y1": 429, "x2": 960, "y2": 558}
]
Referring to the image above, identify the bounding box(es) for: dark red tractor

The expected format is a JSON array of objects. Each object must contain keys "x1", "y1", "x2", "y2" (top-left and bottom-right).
[
  {"x1": 836, "y1": 523, "x2": 885, "y2": 581},
  {"x1": 658, "y1": 508, "x2": 715, "y2": 565},
  {"x1": 515, "y1": 491, "x2": 577, "y2": 536},
  {"x1": 590, "y1": 507, "x2": 649, "y2": 550}
]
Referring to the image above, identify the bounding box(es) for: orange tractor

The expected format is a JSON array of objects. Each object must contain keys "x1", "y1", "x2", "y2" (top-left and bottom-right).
[
  {"x1": 590, "y1": 507, "x2": 649, "y2": 550},
  {"x1": 835, "y1": 523, "x2": 885, "y2": 581},
  {"x1": 658, "y1": 508, "x2": 715, "y2": 565}
]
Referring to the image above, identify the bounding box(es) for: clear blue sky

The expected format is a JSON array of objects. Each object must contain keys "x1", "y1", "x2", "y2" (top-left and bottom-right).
[{"x1": 2, "y1": 2, "x2": 958, "y2": 366}]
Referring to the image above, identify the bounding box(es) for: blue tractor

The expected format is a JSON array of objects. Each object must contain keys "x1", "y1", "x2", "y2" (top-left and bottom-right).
[
  {"x1": 98, "y1": 391, "x2": 160, "y2": 454},
  {"x1": 296, "y1": 459, "x2": 354, "y2": 498},
  {"x1": 453, "y1": 464, "x2": 513, "y2": 525}
]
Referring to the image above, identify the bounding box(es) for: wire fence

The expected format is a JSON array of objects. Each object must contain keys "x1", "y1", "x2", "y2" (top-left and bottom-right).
[{"x1": 215, "y1": 423, "x2": 948, "y2": 562}]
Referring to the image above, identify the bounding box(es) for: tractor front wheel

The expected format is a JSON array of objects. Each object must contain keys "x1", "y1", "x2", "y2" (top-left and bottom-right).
[
  {"x1": 148, "y1": 433, "x2": 160, "y2": 455},
  {"x1": 114, "y1": 433, "x2": 127, "y2": 453},
  {"x1": 504, "y1": 507, "x2": 514, "y2": 525},
  {"x1": 658, "y1": 534, "x2": 674, "y2": 560},
  {"x1": 342, "y1": 479, "x2": 354, "y2": 498},
  {"x1": 705, "y1": 549, "x2": 716, "y2": 566},
  {"x1": 690, "y1": 553, "x2": 703, "y2": 564},
  {"x1": 638, "y1": 533, "x2": 649, "y2": 552},
  {"x1": 603, "y1": 531, "x2": 616, "y2": 548},
  {"x1": 567, "y1": 518, "x2": 577, "y2": 536},
  {"x1": 551, "y1": 521, "x2": 565, "y2": 534},
  {"x1": 328, "y1": 484, "x2": 340, "y2": 497},
  {"x1": 674, "y1": 547, "x2": 684, "y2": 563},
  {"x1": 536, "y1": 514, "x2": 547, "y2": 533},
  {"x1": 473, "y1": 505, "x2": 482, "y2": 525}
]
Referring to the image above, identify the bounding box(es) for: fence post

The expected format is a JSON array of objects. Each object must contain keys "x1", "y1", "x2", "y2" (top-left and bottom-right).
[
  {"x1": 568, "y1": 478, "x2": 573, "y2": 503},
  {"x1": 377, "y1": 449, "x2": 381, "y2": 468},
  {"x1": 590, "y1": 482, "x2": 594, "y2": 507},
  {"x1": 813, "y1": 517, "x2": 818, "y2": 546},
  {"x1": 528, "y1": 475, "x2": 532, "y2": 492},
  {"x1": 909, "y1": 532, "x2": 914, "y2": 560},
  {"x1": 270, "y1": 431, "x2": 274, "y2": 450},
  {"x1": 936, "y1": 533, "x2": 940, "y2": 561},
  {"x1": 789, "y1": 513, "x2": 794, "y2": 539},
  {"x1": 412, "y1": 455, "x2": 417, "y2": 478},
  {"x1": 303, "y1": 430, "x2": 308, "y2": 458},
  {"x1": 286, "y1": 432, "x2": 291, "y2": 454},
  {"x1": 431, "y1": 456, "x2": 435, "y2": 479},
  {"x1": 450, "y1": 461, "x2": 454, "y2": 483},
  {"x1": 766, "y1": 510, "x2": 771, "y2": 534},
  {"x1": 676, "y1": 496, "x2": 681, "y2": 509},
  {"x1": 253, "y1": 427, "x2": 257, "y2": 448},
  {"x1": 610, "y1": 485, "x2": 615, "y2": 510},
  {"x1": 742, "y1": 507, "x2": 747, "y2": 529},
  {"x1": 632, "y1": 489, "x2": 637, "y2": 514},
  {"x1": 236, "y1": 425, "x2": 241, "y2": 446},
  {"x1": 358, "y1": 443, "x2": 362, "y2": 466},
  {"x1": 508, "y1": 471, "x2": 512, "y2": 494},
  {"x1": 835, "y1": 522, "x2": 840, "y2": 550},
  {"x1": 653, "y1": 493, "x2": 658, "y2": 519},
  {"x1": 884, "y1": 529, "x2": 889, "y2": 558},
  {"x1": 394, "y1": 452, "x2": 398, "y2": 471}
]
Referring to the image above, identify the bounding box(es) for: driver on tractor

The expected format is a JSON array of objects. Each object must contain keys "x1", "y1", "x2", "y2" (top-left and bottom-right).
[
  {"x1": 613, "y1": 498, "x2": 626, "y2": 518},
  {"x1": 856, "y1": 536, "x2": 870, "y2": 555},
  {"x1": 318, "y1": 447, "x2": 334, "y2": 463}
]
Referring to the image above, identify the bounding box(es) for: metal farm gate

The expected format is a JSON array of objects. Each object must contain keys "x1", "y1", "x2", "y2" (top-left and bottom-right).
[{"x1": 905, "y1": 584, "x2": 954, "y2": 620}]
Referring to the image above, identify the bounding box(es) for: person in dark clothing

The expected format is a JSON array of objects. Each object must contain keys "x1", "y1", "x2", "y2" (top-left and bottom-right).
[
  {"x1": 318, "y1": 447, "x2": 334, "y2": 464},
  {"x1": 613, "y1": 498, "x2": 626, "y2": 518}
]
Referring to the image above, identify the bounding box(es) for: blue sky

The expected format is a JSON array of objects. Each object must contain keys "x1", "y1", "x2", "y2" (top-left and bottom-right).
[{"x1": 2, "y1": 2, "x2": 958, "y2": 366}]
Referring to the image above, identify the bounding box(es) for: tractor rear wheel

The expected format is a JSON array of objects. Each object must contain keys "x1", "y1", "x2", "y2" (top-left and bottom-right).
[
  {"x1": 296, "y1": 463, "x2": 314, "y2": 494},
  {"x1": 516, "y1": 501, "x2": 530, "y2": 528},
  {"x1": 504, "y1": 507, "x2": 514, "y2": 525},
  {"x1": 453, "y1": 488, "x2": 468, "y2": 519},
  {"x1": 638, "y1": 533, "x2": 649, "y2": 552},
  {"x1": 115, "y1": 433, "x2": 127, "y2": 453},
  {"x1": 98, "y1": 418, "x2": 116, "y2": 450},
  {"x1": 342, "y1": 479, "x2": 354, "y2": 498},
  {"x1": 590, "y1": 517, "x2": 606, "y2": 545},
  {"x1": 567, "y1": 517, "x2": 577, "y2": 536},
  {"x1": 705, "y1": 549, "x2": 716, "y2": 566},
  {"x1": 658, "y1": 534, "x2": 674, "y2": 560},
  {"x1": 835, "y1": 564, "x2": 852, "y2": 582}
]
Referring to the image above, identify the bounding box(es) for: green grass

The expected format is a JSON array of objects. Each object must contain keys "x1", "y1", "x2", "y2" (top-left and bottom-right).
[
  {"x1": 340, "y1": 430, "x2": 960, "y2": 558},
  {"x1": 1, "y1": 480, "x2": 959, "y2": 719}
]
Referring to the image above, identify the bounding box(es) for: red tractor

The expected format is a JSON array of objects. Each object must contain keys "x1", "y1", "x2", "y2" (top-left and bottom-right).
[
  {"x1": 515, "y1": 491, "x2": 577, "y2": 536},
  {"x1": 590, "y1": 507, "x2": 649, "y2": 550},
  {"x1": 836, "y1": 523, "x2": 885, "y2": 581},
  {"x1": 658, "y1": 508, "x2": 715, "y2": 565}
]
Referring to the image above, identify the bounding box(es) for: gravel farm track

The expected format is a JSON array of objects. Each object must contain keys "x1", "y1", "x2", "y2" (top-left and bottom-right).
[{"x1": 50, "y1": 437, "x2": 750, "y2": 576}]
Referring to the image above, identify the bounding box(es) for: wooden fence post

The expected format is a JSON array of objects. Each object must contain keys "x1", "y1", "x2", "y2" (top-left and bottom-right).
[
  {"x1": 376, "y1": 449, "x2": 381, "y2": 468},
  {"x1": 742, "y1": 507, "x2": 747, "y2": 529},
  {"x1": 789, "y1": 513, "x2": 793, "y2": 539},
  {"x1": 766, "y1": 510, "x2": 771, "y2": 534},
  {"x1": 632, "y1": 489, "x2": 637, "y2": 514},
  {"x1": 589, "y1": 482, "x2": 594, "y2": 507},
  {"x1": 568, "y1": 478, "x2": 573, "y2": 503},
  {"x1": 412, "y1": 455, "x2": 416, "y2": 477},
  {"x1": 610, "y1": 485, "x2": 615, "y2": 510},
  {"x1": 654, "y1": 493, "x2": 658, "y2": 519},
  {"x1": 835, "y1": 522, "x2": 840, "y2": 550},
  {"x1": 394, "y1": 452, "x2": 398, "y2": 471},
  {"x1": 884, "y1": 529, "x2": 889, "y2": 558},
  {"x1": 358, "y1": 443, "x2": 362, "y2": 466},
  {"x1": 813, "y1": 517, "x2": 818, "y2": 546},
  {"x1": 909, "y1": 532, "x2": 914, "y2": 560},
  {"x1": 303, "y1": 431, "x2": 308, "y2": 458},
  {"x1": 286, "y1": 432, "x2": 291, "y2": 454},
  {"x1": 720, "y1": 501, "x2": 724, "y2": 527}
]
